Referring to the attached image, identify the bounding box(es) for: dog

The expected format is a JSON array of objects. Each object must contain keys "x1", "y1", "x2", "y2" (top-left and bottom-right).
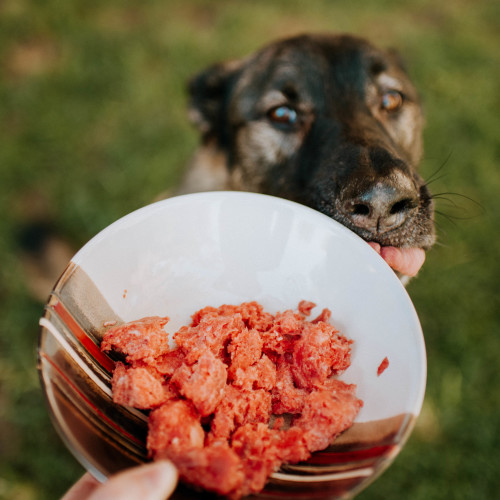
[{"x1": 177, "y1": 33, "x2": 435, "y2": 279}]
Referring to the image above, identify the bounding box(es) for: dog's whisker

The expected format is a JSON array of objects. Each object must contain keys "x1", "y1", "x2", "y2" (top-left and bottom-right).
[
  {"x1": 432, "y1": 214, "x2": 453, "y2": 233},
  {"x1": 422, "y1": 173, "x2": 449, "y2": 187},
  {"x1": 431, "y1": 192, "x2": 484, "y2": 222},
  {"x1": 421, "y1": 150, "x2": 454, "y2": 185},
  {"x1": 432, "y1": 191, "x2": 482, "y2": 206},
  {"x1": 430, "y1": 239, "x2": 450, "y2": 249}
]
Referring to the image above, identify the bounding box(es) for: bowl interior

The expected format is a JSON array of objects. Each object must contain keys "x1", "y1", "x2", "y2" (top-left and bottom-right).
[{"x1": 39, "y1": 191, "x2": 426, "y2": 499}]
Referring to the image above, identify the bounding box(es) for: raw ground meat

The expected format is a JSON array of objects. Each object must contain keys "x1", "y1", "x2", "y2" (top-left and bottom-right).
[
  {"x1": 102, "y1": 301, "x2": 363, "y2": 499},
  {"x1": 101, "y1": 316, "x2": 170, "y2": 364},
  {"x1": 377, "y1": 356, "x2": 390, "y2": 376},
  {"x1": 110, "y1": 362, "x2": 176, "y2": 409}
]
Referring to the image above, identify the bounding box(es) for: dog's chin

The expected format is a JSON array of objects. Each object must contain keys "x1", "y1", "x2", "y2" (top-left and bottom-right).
[
  {"x1": 316, "y1": 208, "x2": 433, "y2": 279},
  {"x1": 321, "y1": 210, "x2": 430, "y2": 247},
  {"x1": 346, "y1": 223, "x2": 435, "y2": 250},
  {"x1": 321, "y1": 204, "x2": 436, "y2": 250}
]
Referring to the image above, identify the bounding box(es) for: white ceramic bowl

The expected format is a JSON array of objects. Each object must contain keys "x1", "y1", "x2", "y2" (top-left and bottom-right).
[{"x1": 38, "y1": 191, "x2": 426, "y2": 499}]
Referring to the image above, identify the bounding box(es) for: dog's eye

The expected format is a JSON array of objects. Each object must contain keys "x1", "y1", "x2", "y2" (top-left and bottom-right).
[
  {"x1": 381, "y1": 90, "x2": 404, "y2": 112},
  {"x1": 268, "y1": 105, "x2": 298, "y2": 127}
]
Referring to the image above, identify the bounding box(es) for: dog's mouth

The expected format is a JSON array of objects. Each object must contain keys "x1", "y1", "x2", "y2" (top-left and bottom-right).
[
  {"x1": 319, "y1": 179, "x2": 436, "y2": 251},
  {"x1": 330, "y1": 204, "x2": 435, "y2": 249},
  {"x1": 310, "y1": 180, "x2": 434, "y2": 278}
]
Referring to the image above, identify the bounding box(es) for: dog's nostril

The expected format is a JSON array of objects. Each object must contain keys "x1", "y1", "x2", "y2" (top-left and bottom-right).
[
  {"x1": 389, "y1": 198, "x2": 414, "y2": 215},
  {"x1": 351, "y1": 203, "x2": 370, "y2": 216}
]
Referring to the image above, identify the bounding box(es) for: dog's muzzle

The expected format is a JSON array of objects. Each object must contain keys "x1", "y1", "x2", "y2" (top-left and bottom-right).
[{"x1": 341, "y1": 180, "x2": 419, "y2": 234}]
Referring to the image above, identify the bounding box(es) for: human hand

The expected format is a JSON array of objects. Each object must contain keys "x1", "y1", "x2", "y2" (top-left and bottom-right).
[
  {"x1": 61, "y1": 461, "x2": 178, "y2": 500},
  {"x1": 368, "y1": 243, "x2": 426, "y2": 278}
]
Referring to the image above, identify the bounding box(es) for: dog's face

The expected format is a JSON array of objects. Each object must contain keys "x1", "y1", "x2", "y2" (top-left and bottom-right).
[{"x1": 188, "y1": 34, "x2": 435, "y2": 249}]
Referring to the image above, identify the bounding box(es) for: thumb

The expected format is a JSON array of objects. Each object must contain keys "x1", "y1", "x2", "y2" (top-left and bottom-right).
[{"x1": 88, "y1": 461, "x2": 178, "y2": 500}]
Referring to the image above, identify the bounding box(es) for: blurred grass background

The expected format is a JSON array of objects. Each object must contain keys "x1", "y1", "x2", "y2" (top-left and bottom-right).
[{"x1": 1, "y1": 0, "x2": 499, "y2": 499}]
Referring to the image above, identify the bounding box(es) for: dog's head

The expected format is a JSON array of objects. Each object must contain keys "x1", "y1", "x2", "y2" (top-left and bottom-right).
[{"x1": 188, "y1": 33, "x2": 435, "y2": 249}]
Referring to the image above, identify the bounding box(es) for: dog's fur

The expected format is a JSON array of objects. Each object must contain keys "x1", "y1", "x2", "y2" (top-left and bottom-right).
[{"x1": 178, "y1": 33, "x2": 435, "y2": 251}]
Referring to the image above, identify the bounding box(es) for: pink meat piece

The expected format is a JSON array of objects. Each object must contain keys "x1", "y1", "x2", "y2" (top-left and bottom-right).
[
  {"x1": 170, "y1": 351, "x2": 227, "y2": 417},
  {"x1": 152, "y1": 349, "x2": 185, "y2": 377},
  {"x1": 292, "y1": 379, "x2": 363, "y2": 452},
  {"x1": 111, "y1": 362, "x2": 176, "y2": 409},
  {"x1": 272, "y1": 358, "x2": 308, "y2": 414},
  {"x1": 160, "y1": 440, "x2": 245, "y2": 497},
  {"x1": 273, "y1": 309, "x2": 305, "y2": 335},
  {"x1": 147, "y1": 400, "x2": 204, "y2": 457},
  {"x1": 312, "y1": 307, "x2": 332, "y2": 324},
  {"x1": 227, "y1": 327, "x2": 263, "y2": 377},
  {"x1": 209, "y1": 386, "x2": 272, "y2": 442},
  {"x1": 174, "y1": 313, "x2": 244, "y2": 363},
  {"x1": 192, "y1": 302, "x2": 274, "y2": 332},
  {"x1": 291, "y1": 321, "x2": 352, "y2": 389},
  {"x1": 231, "y1": 423, "x2": 285, "y2": 497},
  {"x1": 278, "y1": 426, "x2": 311, "y2": 463},
  {"x1": 230, "y1": 354, "x2": 276, "y2": 391},
  {"x1": 298, "y1": 300, "x2": 316, "y2": 316},
  {"x1": 101, "y1": 316, "x2": 170, "y2": 364},
  {"x1": 259, "y1": 310, "x2": 305, "y2": 357},
  {"x1": 377, "y1": 356, "x2": 390, "y2": 376}
]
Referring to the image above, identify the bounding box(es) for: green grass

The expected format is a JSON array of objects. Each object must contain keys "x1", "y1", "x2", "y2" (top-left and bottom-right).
[{"x1": 1, "y1": 0, "x2": 499, "y2": 499}]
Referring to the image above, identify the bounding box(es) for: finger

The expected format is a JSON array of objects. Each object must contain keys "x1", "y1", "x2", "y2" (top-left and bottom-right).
[
  {"x1": 88, "y1": 461, "x2": 178, "y2": 500},
  {"x1": 379, "y1": 246, "x2": 426, "y2": 277},
  {"x1": 61, "y1": 473, "x2": 101, "y2": 500}
]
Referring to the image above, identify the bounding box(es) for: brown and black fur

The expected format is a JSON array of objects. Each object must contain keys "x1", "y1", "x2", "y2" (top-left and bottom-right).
[{"x1": 179, "y1": 33, "x2": 435, "y2": 251}]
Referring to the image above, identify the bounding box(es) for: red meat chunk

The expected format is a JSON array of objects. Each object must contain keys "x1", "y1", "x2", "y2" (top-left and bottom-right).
[
  {"x1": 174, "y1": 313, "x2": 244, "y2": 363},
  {"x1": 192, "y1": 302, "x2": 274, "y2": 332},
  {"x1": 147, "y1": 400, "x2": 204, "y2": 456},
  {"x1": 292, "y1": 380, "x2": 363, "y2": 452},
  {"x1": 101, "y1": 316, "x2": 170, "y2": 364},
  {"x1": 228, "y1": 327, "x2": 263, "y2": 377},
  {"x1": 152, "y1": 349, "x2": 185, "y2": 377},
  {"x1": 209, "y1": 385, "x2": 272, "y2": 442},
  {"x1": 160, "y1": 441, "x2": 245, "y2": 497},
  {"x1": 312, "y1": 307, "x2": 332, "y2": 324},
  {"x1": 230, "y1": 354, "x2": 276, "y2": 391},
  {"x1": 111, "y1": 362, "x2": 176, "y2": 409},
  {"x1": 377, "y1": 356, "x2": 390, "y2": 376},
  {"x1": 103, "y1": 301, "x2": 362, "y2": 499},
  {"x1": 272, "y1": 359, "x2": 308, "y2": 414},
  {"x1": 278, "y1": 426, "x2": 311, "y2": 463},
  {"x1": 171, "y1": 351, "x2": 227, "y2": 417},
  {"x1": 298, "y1": 300, "x2": 316, "y2": 316},
  {"x1": 291, "y1": 321, "x2": 352, "y2": 389},
  {"x1": 231, "y1": 423, "x2": 286, "y2": 496}
]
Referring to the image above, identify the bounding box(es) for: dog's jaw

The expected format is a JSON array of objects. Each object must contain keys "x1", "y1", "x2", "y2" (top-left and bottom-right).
[{"x1": 323, "y1": 180, "x2": 436, "y2": 250}]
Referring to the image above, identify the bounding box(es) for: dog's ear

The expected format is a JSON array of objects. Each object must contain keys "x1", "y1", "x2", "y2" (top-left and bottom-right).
[{"x1": 187, "y1": 59, "x2": 243, "y2": 144}]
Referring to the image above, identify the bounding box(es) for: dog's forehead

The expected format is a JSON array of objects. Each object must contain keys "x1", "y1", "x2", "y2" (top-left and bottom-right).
[
  {"x1": 231, "y1": 44, "x2": 327, "y2": 104},
  {"x1": 230, "y1": 35, "x2": 413, "y2": 111}
]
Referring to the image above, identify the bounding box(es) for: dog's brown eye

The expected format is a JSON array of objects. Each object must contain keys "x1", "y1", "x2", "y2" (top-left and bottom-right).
[
  {"x1": 268, "y1": 105, "x2": 298, "y2": 126},
  {"x1": 381, "y1": 90, "x2": 403, "y2": 112}
]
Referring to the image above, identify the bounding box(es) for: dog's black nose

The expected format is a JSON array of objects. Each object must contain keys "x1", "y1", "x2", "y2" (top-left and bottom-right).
[{"x1": 343, "y1": 181, "x2": 419, "y2": 234}]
